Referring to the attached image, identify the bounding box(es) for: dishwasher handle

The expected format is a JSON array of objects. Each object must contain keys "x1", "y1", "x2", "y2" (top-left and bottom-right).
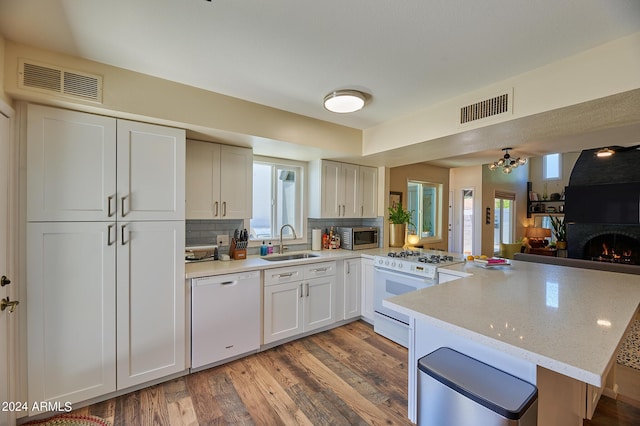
[{"x1": 192, "y1": 271, "x2": 260, "y2": 287}]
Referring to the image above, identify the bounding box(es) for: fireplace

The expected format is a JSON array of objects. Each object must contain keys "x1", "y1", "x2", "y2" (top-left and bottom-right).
[
  {"x1": 583, "y1": 233, "x2": 639, "y2": 265},
  {"x1": 565, "y1": 146, "x2": 640, "y2": 266}
]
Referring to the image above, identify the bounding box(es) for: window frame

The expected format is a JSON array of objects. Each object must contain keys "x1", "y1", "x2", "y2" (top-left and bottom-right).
[
  {"x1": 407, "y1": 180, "x2": 443, "y2": 243},
  {"x1": 250, "y1": 156, "x2": 306, "y2": 244},
  {"x1": 542, "y1": 153, "x2": 562, "y2": 181}
]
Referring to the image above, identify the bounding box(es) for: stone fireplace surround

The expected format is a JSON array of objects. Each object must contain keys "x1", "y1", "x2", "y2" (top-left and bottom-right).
[{"x1": 565, "y1": 146, "x2": 640, "y2": 266}]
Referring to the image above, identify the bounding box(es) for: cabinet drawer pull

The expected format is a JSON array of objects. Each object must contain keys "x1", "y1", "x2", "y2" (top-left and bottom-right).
[
  {"x1": 300, "y1": 283, "x2": 303, "y2": 298},
  {"x1": 306, "y1": 282, "x2": 309, "y2": 297},
  {"x1": 121, "y1": 195, "x2": 127, "y2": 217},
  {"x1": 121, "y1": 224, "x2": 128, "y2": 245},
  {"x1": 214, "y1": 201, "x2": 219, "y2": 217},
  {"x1": 107, "y1": 196, "x2": 114, "y2": 217},
  {"x1": 275, "y1": 272, "x2": 294, "y2": 278},
  {"x1": 310, "y1": 267, "x2": 329, "y2": 273},
  {"x1": 222, "y1": 201, "x2": 227, "y2": 217},
  {"x1": 107, "y1": 224, "x2": 115, "y2": 246}
]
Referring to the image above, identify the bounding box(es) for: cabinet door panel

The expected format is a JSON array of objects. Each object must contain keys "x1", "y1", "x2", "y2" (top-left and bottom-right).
[
  {"x1": 27, "y1": 104, "x2": 116, "y2": 221},
  {"x1": 320, "y1": 161, "x2": 342, "y2": 218},
  {"x1": 263, "y1": 282, "x2": 302, "y2": 344},
  {"x1": 116, "y1": 221, "x2": 185, "y2": 389},
  {"x1": 27, "y1": 222, "x2": 116, "y2": 405},
  {"x1": 304, "y1": 276, "x2": 336, "y2": 332},
  {"x1": 186, "y1": 141, "x2": 220, "y2": 219},
  {"x1": 219, "y1": 145, "x2": 252, "y2": 218},
  {"x1": 343, "y1": 260, "x2": 361, "y2": 320},
  {"x1": 361, "y1": 259, "x2": 375, "y2": 323},
  {"x1": 117, "y1": 120, "x2": 185, "y2": 221},
  {"x1": 359, "y1": 166, "x2": 378, "y2": 218},
  {"x1": 342, "y1": 163, "x2": 360, "y2": 217}
]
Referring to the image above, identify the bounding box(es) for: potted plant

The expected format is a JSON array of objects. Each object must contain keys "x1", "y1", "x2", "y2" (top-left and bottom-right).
[
  {"x1": 388, "y1": 204, "x2": 414, "y2": 247},
  {"x1": 549, "y1": 215, "x2": 567, "y2": 249}
]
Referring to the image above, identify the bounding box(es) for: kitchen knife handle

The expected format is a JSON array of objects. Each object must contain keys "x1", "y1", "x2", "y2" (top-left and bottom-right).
[{"x1": 214, "y1": 201, "x2": 219, "y2": 217}]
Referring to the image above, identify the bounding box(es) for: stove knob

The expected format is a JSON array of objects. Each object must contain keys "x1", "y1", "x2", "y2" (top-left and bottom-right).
[
  {"x1": 384, "y1": 260, "x2": 390, "y2": 266},
  {"x1": 397, "y1": 262, "x2": 403, "y2": 269}
]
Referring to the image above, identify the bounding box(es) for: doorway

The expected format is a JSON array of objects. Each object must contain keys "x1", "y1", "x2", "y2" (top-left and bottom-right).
[
  {"x1": 494, "y1": 191, "x2": 516, "y2": 255},
  {"x1": 462, "y1": 189, "x2": 474, "y2": 256}
]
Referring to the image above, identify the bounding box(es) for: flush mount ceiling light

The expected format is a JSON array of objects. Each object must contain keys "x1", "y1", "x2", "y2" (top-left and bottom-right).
[
  {"x1": 488, "y1": 147, "x2": 527, "y2": 174},
  {"x1": 323, "y1": 90, "x2": 366, "y2": 113},
  {"x1": 596, "y1": 147, "x2": 615, "y2": 158}
]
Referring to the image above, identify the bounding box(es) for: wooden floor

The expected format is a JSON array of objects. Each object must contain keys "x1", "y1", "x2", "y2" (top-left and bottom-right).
[{"x1": 66, "y1": 320, "x2": 640, "y2": 425}]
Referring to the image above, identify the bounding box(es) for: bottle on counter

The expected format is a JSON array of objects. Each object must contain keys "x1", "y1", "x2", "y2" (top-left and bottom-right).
[
  {"x1": 260, "y1": 241, "x2": 267, "y2": 256},
  {"x1": 323, "y1": 229, "x2": 329, "y2": 250},
  {"x1": 267, "y1": 241, "x2": 273, "y2": 254}
]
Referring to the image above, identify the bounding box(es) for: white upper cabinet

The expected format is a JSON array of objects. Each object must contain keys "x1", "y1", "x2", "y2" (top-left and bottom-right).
[
  {"x1": 309, "y1": 160, "x2": 378, "y2": 218},
  {"x1": 27, "y1": 105, "x2": 185, "y2": 222},
  {"x1": 186, "y1": 140, "x2": 253, "y2": 219},
  {"x1": 27, "y1": 104, "x2": 117, "y2": 222},
  {"x1": 117, "y1": 120, "x2": 185, "y2": 221}
]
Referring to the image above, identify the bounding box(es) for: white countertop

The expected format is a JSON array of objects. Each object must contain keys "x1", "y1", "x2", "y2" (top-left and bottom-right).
[
  {"x1": 385, "y1": 260, "x2": 640, "y2": 387},
  {"x1": 185, "y1": 247, "x2": 387, "y2": 279}
]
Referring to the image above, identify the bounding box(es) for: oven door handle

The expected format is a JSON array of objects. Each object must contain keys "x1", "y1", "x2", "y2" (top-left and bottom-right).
[{"x1": 374, "y1": 267, "x2": 433, "y2": 283}]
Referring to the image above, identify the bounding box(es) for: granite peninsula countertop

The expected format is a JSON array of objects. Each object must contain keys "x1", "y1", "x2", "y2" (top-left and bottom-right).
[{"x1": 385, "y1": 260, "x2": 640, "y2": 387}]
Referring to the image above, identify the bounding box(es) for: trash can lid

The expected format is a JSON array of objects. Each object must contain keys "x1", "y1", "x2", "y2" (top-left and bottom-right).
[{"x1": 418, "y1": 347, "x2": 538, "y2": 420}]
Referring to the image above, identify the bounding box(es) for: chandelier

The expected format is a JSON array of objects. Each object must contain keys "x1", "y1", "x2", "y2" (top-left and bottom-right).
[{"x1": 488, "y1": 148, "x2": 527, "y2": 174}]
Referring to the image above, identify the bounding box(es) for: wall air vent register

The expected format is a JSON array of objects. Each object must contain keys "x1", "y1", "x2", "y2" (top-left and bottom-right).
[
  {"x1": 460, "y1": 91, "x2": 511, "y2": 124},
  {"x1": 18, "y1": 59, "x2": 103, "y2": 103}
]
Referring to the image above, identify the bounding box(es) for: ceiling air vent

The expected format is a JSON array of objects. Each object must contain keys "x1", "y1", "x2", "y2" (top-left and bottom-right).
[
  {"x1": 19, "y1": 59, "x2": 103, "y2": 103},
  {"x1": 460, "y1": 92, "x2": 510, "y2": 124}
]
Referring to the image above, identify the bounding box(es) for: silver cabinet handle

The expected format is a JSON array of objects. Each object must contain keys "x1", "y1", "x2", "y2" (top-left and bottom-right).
[
  {"x1": 108, "y1": 196, "x2": 114, "y2": 217},
  {"x1": 121, "y1": 224, "x2": 128, "y2": 245},
  {"x1": 214, "y1": 201, "x2": 219, "y2": 217},
  {"x1": 306, "y1": 282, "x2": 309, "y2": 297},
  {"x1": 300, "y1": 283, "x2": 303, "y2": 298},
  {"x1": 121, "y1": 195, "x2": 127, "y2": 217},
  {"x1": 275, "y1": 272, "x2": 294, "y2": 278},
  {"x1": 108, "y1": 224, "x2": 115, "y2": 246},
  {"x1": 222, "y1": 201, "x2": 227, "y2": 217},
  {"x1": 361, "y1": 205, "x2": 364, "y2": 216},
  {"x1": 310, "y1": 267, "x2": 329, "y2": 273}
]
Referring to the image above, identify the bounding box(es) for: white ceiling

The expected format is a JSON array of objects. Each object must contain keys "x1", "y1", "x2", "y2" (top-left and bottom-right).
[{"x1": 1, "y1": 0, "x2": 640, "y2": 165}]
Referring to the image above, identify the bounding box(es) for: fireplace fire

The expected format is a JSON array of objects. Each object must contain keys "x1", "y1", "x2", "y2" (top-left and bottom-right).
[{"x1": 583, "y1": 233, "x2": 638, "y2": 265}]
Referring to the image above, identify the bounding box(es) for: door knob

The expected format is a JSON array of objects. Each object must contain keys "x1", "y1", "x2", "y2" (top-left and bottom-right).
[
  {"x1": 1, "y1": 297, "x2": 19, "y2": 313},
  {"x1": 0, "y1": 276, "x2": 10, "y2": 287}
]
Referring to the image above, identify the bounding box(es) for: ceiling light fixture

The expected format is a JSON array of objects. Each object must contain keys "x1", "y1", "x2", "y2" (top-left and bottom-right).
[
  {"x1": 323, "y1": 90, "x2": 366, "y2": 114},
  {"x1": 488, "y1": 148, "x2": 527, "y2": 174},
  {"x1": 596, "y1": 147, "x2": 614, "y2": 158}
]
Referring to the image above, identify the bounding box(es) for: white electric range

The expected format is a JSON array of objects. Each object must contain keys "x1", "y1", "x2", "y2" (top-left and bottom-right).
[{"x1": 373, "y1": 250, "x2": 464, "y2": 347}]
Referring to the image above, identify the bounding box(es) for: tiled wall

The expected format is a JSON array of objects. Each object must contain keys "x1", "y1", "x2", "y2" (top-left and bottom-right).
[{"x1": 186, "y1": 217, "x2": 384, "y2": 255}]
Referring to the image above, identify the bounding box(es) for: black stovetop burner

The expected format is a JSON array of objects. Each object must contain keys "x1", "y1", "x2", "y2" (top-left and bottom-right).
[
  {"x1": 418, "y1": 254, "x2": 455, "y2": 264},
  {"x1": 387, "y1": 250, "x2": 421, "y2": 258}
]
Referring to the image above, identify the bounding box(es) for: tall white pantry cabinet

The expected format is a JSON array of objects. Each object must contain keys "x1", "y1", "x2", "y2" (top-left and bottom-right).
[{"x1": 25, "y1": 104, "x2": 186, "y2": 407}]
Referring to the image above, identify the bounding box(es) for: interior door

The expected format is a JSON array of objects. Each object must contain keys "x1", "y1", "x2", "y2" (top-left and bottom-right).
[{"x1": 0, "y1": 108, "x2": 12, "y2": 426}]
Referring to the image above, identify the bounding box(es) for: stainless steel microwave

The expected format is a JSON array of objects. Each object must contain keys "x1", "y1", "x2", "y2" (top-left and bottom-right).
[{"x1": 338, "y1": 227, "x2": 379, "y2": 250}]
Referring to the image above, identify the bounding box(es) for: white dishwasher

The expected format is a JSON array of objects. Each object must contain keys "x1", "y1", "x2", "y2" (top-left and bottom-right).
[{"x1": 191, "y1": 270, "x2": 261, "y2": 370}]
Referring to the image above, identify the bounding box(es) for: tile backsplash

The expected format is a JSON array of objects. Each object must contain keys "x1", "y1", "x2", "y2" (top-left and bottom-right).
[{"x1": 186, "y1": 217, "x2": 383, "y2": 255}]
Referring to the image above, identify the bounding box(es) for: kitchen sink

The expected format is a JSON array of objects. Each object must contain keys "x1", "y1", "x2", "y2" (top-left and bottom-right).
[{"x1": 262, "y1": 253, "x2": 320, "y2": 261}]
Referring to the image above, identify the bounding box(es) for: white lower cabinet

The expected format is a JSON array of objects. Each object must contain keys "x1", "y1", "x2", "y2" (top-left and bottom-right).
[
  {"x1": 361, "y1": 258, "x2": 375, "y2": 323},
  {"x1": 27, "y1": 221, "x2": 185, "y2": 406},
  {"x1": 263, "y1": 262, "x2": 336, "y2": 344},
  {"x1": 343, "y1": 259, "x2": 361, "y2": 320}
]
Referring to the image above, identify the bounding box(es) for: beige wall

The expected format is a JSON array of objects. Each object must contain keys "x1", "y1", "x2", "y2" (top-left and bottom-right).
[
  {"x1": 481, "y1": 163, "x2": 529, "y2": 256},
  {"x1": 389, "y1": 163, "x2": 450, "y2": 250},
  {"x1": 2, "y1": 41, "x2": 362, "y2": 158},
  {"x1": 449, "y1": 165, "x2": 483, "y2": 255},
  {"x1": 0, "y1": 35, "x2": 9, "y2": 105},
  {"x1": 363, "y1": 32, "x2": 640, "y2": 158}
]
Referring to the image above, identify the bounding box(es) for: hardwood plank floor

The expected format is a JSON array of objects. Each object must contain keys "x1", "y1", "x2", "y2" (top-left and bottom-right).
[{"x1": 65, "y1": 320, "x2": 639, "y2": 425}]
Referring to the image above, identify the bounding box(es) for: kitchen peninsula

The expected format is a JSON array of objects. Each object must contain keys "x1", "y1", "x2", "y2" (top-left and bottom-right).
[{"x1": 385, "y1": 260, "x2": 640, "y2": 425}]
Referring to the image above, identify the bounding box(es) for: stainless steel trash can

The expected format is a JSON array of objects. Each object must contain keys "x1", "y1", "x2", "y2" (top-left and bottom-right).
[{"x1": 418, "y1": 347, "x2": 537, "y2": 426}]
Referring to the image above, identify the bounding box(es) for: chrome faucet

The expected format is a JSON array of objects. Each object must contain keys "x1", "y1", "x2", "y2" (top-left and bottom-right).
[{"x1": 279, "y1": 224, "x2": 297, "y2": 254}]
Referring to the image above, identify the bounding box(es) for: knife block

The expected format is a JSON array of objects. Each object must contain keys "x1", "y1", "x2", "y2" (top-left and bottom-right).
[{"x1": 229, "y1": 239, "x2": 247, "y2": 260}]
